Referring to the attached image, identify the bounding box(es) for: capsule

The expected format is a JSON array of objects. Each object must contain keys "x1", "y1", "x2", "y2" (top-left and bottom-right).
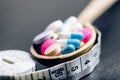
[
  {"x1": 45, "y1": 20, "x2": 63, "y2": 33},
  {"x1": 33, "y1": 30, "x2": 53, "y2": 45},
  {"x1": 79, "y1": 28, "x2": 92, "y2": 43},
  {"x1": 56, "y1": 39, "x2": 80, "y2": 48},
  {"x1": 59, "y1": 32, "x2": 84, "y2": 40},
  {"x1": 51, "y1": 33, "x2": 59, "y2": 39},
  {"x1": 41, "y1": 39, "x2": 56, "y2": 55},
  {"x1": 59, "y1": 23, "x2": 72, "y2": 32},
  {"x1": 71, "y1": 22, "x2": 83, "y2": 32},
  {"x1": 80, "y1": 41, "x2": 85, "y2": 48},
  {"x1": 64, "y1": 16, "x2": 78, "y2": 25},
  {"x1": 44, "y1": 44, "x2": 61, "y2": 56},
  {"x1": 61, "y1": 44, "x2": 75, "y2": 54}
]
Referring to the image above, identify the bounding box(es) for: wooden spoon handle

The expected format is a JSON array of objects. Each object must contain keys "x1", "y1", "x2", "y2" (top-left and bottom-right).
[{"x1": 78, "y1": 0, "x2": 117, "y2": 24}]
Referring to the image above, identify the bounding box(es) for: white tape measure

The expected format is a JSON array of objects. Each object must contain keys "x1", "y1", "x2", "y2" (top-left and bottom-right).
[
  {"x1": 0, "y1": 50, "x2": 36, "y2": 75},
  {"x1": 0, "y1": 28, "x2": 101, "y2": 80}
]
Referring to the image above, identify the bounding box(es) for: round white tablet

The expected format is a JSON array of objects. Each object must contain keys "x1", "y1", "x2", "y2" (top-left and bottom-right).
[{"x1": 0, "y1": 50, "x2": 36, "y2": 75}]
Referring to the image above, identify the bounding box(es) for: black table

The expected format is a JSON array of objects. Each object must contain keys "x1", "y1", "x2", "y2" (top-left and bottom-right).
[{"x1": 0, "y1": 0, "x2": 120, "y2": 80}]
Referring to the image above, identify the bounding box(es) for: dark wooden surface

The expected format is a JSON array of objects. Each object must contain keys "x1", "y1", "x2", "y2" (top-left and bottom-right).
[{"x1": 0, "y1": 0, "x2": 120, "y2": 80}]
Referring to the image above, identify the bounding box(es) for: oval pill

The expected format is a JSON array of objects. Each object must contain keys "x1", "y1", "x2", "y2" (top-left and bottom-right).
[
  {"x1": 56, "y1": 39, "x2": 80, "y2": 48},
  {"x1": 64, "y1": 16, "x2": 77, "y2": 25},
  {"x1": 59, "y1": 32, "x2": 84, "y2": 40},
  {"x1": 80, "y1": 28, "x2": 92, "y2": 43},
  {"x1": 61, "y1": 44, "x2": 75, "y2": 54},
  {"x1": 41, "y1": 39, "x2": 56, "y2": 55},
  {"x1": 72, "y1": 22, "x2": 83, "y2": 32},
  {"x1": 59, "y1": 23, "x2": 71, "y2": 32},
  {"x1": 45, "y1": 20, "x2": 63, "y2": 33},
  {"x1": 44, "y1": 44, "x2": 61, "y2": 56},
  {"x1": 33, "y1": 30, "x2": 53, "y2": 45}
]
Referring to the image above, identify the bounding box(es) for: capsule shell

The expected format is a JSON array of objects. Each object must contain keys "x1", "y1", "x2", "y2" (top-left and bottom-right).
[
  {"x1": 59, "y1": 23, "x2": 71, "y2": 32},
  {"x1": 61, "y1": 44, "x2": 75, "y2": 54},
  {"x1": 41, "y1": 39, "x2": 56, "y2": 55},
  {"x1": 80, "y1": 41, "x2": 85, "y2": 48},
  {"x1": 45, "y1": 20, "x2": 63, "y2": 33},
  {"x1": 71, "y1": 22, "x2": 83, "y2": 32},
  {"x1": 59, "y1": 32, "x2": 84, "y2": 40},
  {"x1": 80, "y1": 28, "x2": 92, "y2": 43},
  {"x1": 56, "y1": 39, "x2": 80, "y2": 48},
  {"x1": 33, "y1": 30, "x2": 53, "y2": 45},
  {"x1": 44, "y1": 44, "x2": 61, "y2": 56},
  {"x1": 64, "y1": 16, "x2": 78, "y2": 25}
]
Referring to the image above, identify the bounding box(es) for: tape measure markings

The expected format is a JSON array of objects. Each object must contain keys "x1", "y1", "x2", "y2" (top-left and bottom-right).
[
  {"x1": 17, "y1": 31, "x2": 100, "y2": 80},
  {"x1": 66, "y1": 57, "x2": 81, "y2": 77},
  {"x1": 81, "y1": 49, "x2": 92, "y2": 71},
  {"x1": 49, "y1": 63, "x2": 67, "y2": 80},
  {"x1": 0, "y1": 29, "x2": 101, "y2": 80}
]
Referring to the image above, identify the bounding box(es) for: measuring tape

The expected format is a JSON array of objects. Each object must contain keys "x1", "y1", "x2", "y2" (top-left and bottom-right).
[{"x1": 0, "y1": 28, "x2": 101, "y2": 80}]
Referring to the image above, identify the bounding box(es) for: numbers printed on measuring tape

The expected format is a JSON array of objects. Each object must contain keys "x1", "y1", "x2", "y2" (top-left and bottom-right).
[
  {"x1": 81, "y1": 50, "x2": 92, "y2": 70},
  {"x1": 71, "y1": 66, "x2": 78, "y2": 71},
  {"x1": 50, "y1": 63, "x2": 67, "y2": 80},
  {"x1": 1, "y1": 30, "x2": 101, "y2": 80},
  {"x1": 66, "y1": 57, "x2": 82, "y2": 77}
]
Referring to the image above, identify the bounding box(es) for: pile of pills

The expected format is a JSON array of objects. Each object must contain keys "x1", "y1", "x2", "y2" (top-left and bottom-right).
[{"x1": 33, "y1": 16, "x2": 92, "y2": 56}]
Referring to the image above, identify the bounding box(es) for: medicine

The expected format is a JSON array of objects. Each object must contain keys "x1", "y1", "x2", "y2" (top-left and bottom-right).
[
  {"x1": 45, "y1": 20, "x2": 63, "y2": 33},
  {"x1": 44, "y1": 44, "x2": 61, "y2": 56},
  {"x1": 79, "y1": 28, "x2": 92, "y2": 43},
  {"x1": 71, "y1": 22, "x2": 83, "y2": 32},
  {"x1": 59, "y1": 32, "x2": 84, "y2": 40},
  {"x1": 64, "y1": 16, "x2": 78, "y2": 25},
  {"x1": 33, "y1": 30, "x2": 53, "y2": 45},
  {"x1": 80, "y1": 41, "x2": 85, "y2": 48},
  {"x1": 56, "y1": 39, "x2": 80, "y2": 48},
  {"x1": 61, "y1": 44, "x2": 75, "y2": 54},
  {"x1": 51, "y1": 33, "x2": 59, "y2": 39},
  {"x1": 59, "y1": 23, "x2": 72, "y2": 32},
  {"x1": 41, "y1": 39, "x2": 56, "y2": 55}
]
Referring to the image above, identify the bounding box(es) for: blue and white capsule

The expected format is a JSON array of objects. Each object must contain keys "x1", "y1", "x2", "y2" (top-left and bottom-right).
[
  {"x1": 56, "y1": 39, "x2": 80, "y2": 48},
  {"x1": 61, "y1": 44, "x2": 75, "y2": 54},
  {"x1": 59, "y1": 32, "x2": 84, "y2": 40}
]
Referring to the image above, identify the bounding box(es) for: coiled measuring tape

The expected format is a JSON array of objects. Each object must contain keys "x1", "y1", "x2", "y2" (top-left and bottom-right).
[{"x1": 0, "y1": 28, "x2": 101, "y2": 80}]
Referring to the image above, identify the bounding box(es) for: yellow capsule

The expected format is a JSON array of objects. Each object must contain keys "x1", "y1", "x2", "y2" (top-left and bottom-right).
[
  {"x1": 80, "y1": 41, "x2": 85, "y2": 48},
  {"x1": 51, "y1": 33, "x2": 59, "y2": 39}
]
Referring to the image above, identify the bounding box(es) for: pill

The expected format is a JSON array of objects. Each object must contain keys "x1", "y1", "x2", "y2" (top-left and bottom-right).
[
  {"x1": 59, "y1": 32, "x2": 84, "y2": 40},
  {"x1": 51, "y1": 33, "x2": 59, "y2": 39},
  {"x1": 79, "y1": 28, "x2": 92, "y2": 43},
  {"x1": 33, "y1": 30, "x2": 53, "y2": 45},
  {"x1": 80, "y1": 41, "x2": 85, "y2": 48},
  {"x1": 56, "y1": 39, "x2": 80, "y2": 48},
  {"x1": 41, "y1": 39, "x2": 56, "y2": 55},
  {"x1": 44, "y1": 44, "x2": 61, "y2": 56},
  {"x1": 64, "y1": 16, "x2": 78, "y2": 25},
  {"x1": 45, "y1": 20, "x2": 63, "y2": 33},
  {"x1": 59, "y1": 23, "x2": 71, "y2": 32},
  {"x1": 71, "y1": 22, "x2": 83, "y2": 32},
  {"x1": 61, "y1": 44, "x2": 75, "y2": 54}
]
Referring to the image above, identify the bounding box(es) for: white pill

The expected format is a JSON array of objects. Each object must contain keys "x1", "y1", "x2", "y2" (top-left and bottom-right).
[
  {"x1": 65, "y1": 16, "x2": 78, "y2": 25},
  {"x1": 45, "y1": 20, "x2": 63, "y2": 32},
  {"x1": 56, "y1": 39, "x2": 80, "y2": 48},
  {"x1": 33, "y1": 30, "x2": 53, "y2": 45}
]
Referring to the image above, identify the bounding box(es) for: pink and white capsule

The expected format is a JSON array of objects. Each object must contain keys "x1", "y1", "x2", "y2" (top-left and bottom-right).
[
  {"x1": 41, "y1": 39, "x2": 56, "y2": 55},
  {"x1": 80, "y1": 28, "x2": 92, "y2": 43}
]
